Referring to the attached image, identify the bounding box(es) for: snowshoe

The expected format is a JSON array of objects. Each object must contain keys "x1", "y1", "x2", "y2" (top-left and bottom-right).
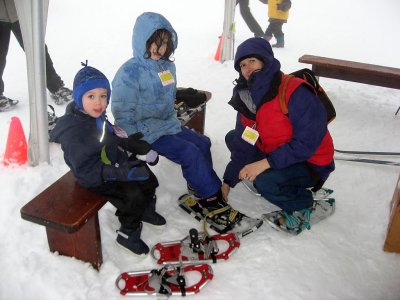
[
  {"x1": 311, "y1": 187, "x2": 334, "y2": 200},
  {"x1": 262, "y1": 198, "x2": 335, "y2": 236},
  {"x1": 50, "y1": 86, "x2": 72, "y2": 105},
  {"x1": 242, "y1": 179, "x2": 261, "y2": 196},
  {"x1": 116, "y1": 263, "x2": 213, "y2": 296},
  {"x1": 178, "y1": 193, "x2": 263, "y2": 238},
  {"x1": 48, "y1": 104, "x2": 58, "y2": 132},
  {"x1": 0, "y1": 95, "x2": 19, "y2": 112},
  {"x1": 151, "y1": 228, "x2": 240, "y2": 265}
]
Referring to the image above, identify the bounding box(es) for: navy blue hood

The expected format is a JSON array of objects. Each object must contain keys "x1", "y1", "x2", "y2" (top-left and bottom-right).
[{"x1": 233, "y1": 38, "x2": 281, "y2": 108}]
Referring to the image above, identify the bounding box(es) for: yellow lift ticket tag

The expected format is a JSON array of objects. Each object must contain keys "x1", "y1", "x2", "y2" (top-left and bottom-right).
[
  {"x1": 158, "y1": 70, "x2": 175, "y2": 86},
  {"x1": 241, "y1": 126, "x2": 259, "y2": 145}
]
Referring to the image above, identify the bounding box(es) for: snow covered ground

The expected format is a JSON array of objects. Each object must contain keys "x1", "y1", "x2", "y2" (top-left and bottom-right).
[{"x1": 1, "y1": 0, "x2": 400, "y2": 299}]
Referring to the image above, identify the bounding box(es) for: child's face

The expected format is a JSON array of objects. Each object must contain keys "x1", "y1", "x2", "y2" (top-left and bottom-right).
[
  {"x1": 239, "y1": 57, "x2": 264, "y2": 80},
  {"x1": 82, "y1": 88, "x2": 108, "y2": 118},
  {"x1": 150, "y1": 36, "x2": 169, "y2": 60}
]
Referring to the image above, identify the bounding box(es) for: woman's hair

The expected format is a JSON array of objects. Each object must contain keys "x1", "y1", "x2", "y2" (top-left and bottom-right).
[{"x1": 145, "y1": 29, "x2": 175, "y2": 61}]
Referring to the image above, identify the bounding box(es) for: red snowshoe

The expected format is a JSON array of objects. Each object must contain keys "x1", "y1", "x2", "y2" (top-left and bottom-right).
[
  {"x1": 151, "y1": 228, "x2": 240, "y2": 265},
  {"x1": 116, "y1": 263, "x2": 213, "y2": 296}
]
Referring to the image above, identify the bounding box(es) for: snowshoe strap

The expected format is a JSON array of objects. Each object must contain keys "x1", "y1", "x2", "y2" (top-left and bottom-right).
[
  {"x1": 204, "y1": 205, "x2": 240, "y2": 234},
  {"x1": 163, "y1": 266, "x2": 187, "y2": 296}
]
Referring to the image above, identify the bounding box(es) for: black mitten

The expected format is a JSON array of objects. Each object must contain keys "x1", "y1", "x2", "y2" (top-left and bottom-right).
[
  {"x1": 176, "y1": 88, "x2": 198, "y2": 98},
  {"x1": 176, "y1": 88, "x2": 207, "y2": 108},
  {"x1": 102, "y1": 160, "x2": 149, "y2": 182},
  {"x1": 119, "y1": 132, "x2": 151, "y2": 155}
]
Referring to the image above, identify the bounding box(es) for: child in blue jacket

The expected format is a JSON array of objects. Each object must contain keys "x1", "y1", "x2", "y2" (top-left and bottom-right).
[
  {"x1": 50, "y1": 63, "x2": 164, "y2": 256},
  {"x1": 112, "y1": 12, "x2": 227, "y2": 211}
]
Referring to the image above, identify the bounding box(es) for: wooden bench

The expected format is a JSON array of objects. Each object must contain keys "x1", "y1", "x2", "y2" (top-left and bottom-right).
[
  {"x1": 20, "y1": 89, "x2": 211, "y2": 270},
  {"x1": 298, "y1": 55, "x2": 400, "y2": 114},
  {"x1": 384, "y1": 174, "x2": 400, "y2": 253},
  {"x1": 176, "y1": 89, "x2": 211, "y2": 134},
  {"x1": 20, "y1": 171, "x2": 107, "y2": 270}
]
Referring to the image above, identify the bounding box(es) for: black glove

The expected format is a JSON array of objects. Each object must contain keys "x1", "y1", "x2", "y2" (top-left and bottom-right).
[
  {"x1": 119, "y1": 132, "x2": 151, "y2": 155},
  {"x1": 102, "y1": 160, "x2": 150, "y2": 182},
  {"x1": 176, "y1": 87, "x2": 198, "y2": 97},
  {"x1": 176, "y1": 88, "x2": 207, "y2": 108},
  {"x1": 277, "y1": 0, "x2": 291, "y2": 11}
]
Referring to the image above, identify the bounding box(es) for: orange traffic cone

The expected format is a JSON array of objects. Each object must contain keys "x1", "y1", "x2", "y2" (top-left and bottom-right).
[
  {"x1": 214, "y1": 34, "x2": 223, "y2": 61},
  {"x1": 3, "y1": 116, "x2": 28, "y2": 166}
]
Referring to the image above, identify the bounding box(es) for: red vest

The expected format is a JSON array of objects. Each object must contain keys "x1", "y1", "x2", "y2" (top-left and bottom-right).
[{"x1": 240, "y1": 76, "x2": 334, "y2": 166}]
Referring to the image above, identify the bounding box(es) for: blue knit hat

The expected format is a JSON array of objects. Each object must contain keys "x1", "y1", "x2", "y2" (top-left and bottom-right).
[{"x1": 72, "y1": 62, "x2": 111, "y2": 109}]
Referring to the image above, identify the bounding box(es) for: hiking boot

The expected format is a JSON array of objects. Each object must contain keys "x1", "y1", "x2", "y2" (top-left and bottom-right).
[
  {"x1": 142, "y1": 196, "x2": 166, "y2": 227},
  {"x1": 198, "y1": 190, "x2": 227, "y2": 212},
  {"x1": 0, "y1": 95, "x2": 19, "y2": 112},
  {"x1": 264, "y1": 35, "x2": 272, "y2": 42},
  {"x1": 272, "y1": 36, "x2": 284, "y2": 48},
  {"x1": 50, "y1": 86, "x2": 72, "y2": 105},
  {"x1": 116, "y1": 223, "x2": 149, "y2": 256},
  {"x1": 272, "y1": 42, "x2": 284, "y2": 48}
]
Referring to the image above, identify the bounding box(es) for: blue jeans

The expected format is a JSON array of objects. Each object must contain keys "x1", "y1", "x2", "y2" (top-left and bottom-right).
[
  {"x1": 225, "y1": 129, "x2": 316, "y2": 212},
  {"x1": 254, "y1": 164, "x2": 316, "y2": 212},
  {"x1": 152, "y1": 126, "x2": 221, "y2": 197}
]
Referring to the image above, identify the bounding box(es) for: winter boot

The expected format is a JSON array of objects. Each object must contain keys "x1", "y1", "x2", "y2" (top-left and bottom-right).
[
  {"x1": 116, "y1": 223, "x2": 149, "y2": 256},
  {"x1": 272, "y1": 36, "x2": 285, "y2": 48},
  {"x1": 264, "y1": 35, "x2": 272, "y2": 42},
  {"x1": 0, "y1": 95, "x2": 19, "y2": 112},
  {"x1": 142, "y1": 195, "x2": 166, "y2": 227},
  {"x1": 198, "y1": 190, "x2": 227, "y2": 212},
  {"x1": 50, "y1": 86, "x2": 72, "y2": 105}
]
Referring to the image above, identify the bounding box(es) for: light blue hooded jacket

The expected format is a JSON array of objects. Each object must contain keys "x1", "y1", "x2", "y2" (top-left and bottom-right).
[{"x1": 111, "y1": 12, "x2": 181, "y2": 144}]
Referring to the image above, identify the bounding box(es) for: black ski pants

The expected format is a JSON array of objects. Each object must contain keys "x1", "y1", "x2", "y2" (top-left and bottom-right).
[
  {"x1": 236, "y1": 0, "x2": 264, "y2": 37},
  {"x1": 0, "y1": 20, "x2": 63, "y2": 95},
  {"x1": 265, "y1": 20, "x2": 285, "y2": 39},
  {"x1": 90, "y1": 167, "x2": 159, "y2": 229}
]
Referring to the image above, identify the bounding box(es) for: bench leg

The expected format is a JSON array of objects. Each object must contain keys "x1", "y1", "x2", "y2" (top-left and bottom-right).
[
  {"x1": 46, "y1": 214, "x2": 103, "y2": 270},
  {"x1": 185, "y1": 108, "x2": 206, "y2": 134}
]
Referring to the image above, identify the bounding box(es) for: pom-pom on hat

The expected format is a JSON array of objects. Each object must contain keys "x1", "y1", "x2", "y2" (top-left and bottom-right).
[{"x1": 72, "y1": 61, "x2": 111, "y2": 109}]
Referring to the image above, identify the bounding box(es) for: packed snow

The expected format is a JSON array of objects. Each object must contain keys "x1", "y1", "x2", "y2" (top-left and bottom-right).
[{"x1": 1, "y1": 0, "x2": 400, "y2": 299}]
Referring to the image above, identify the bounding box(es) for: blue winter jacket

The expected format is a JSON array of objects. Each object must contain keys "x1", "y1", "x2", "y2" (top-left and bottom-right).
[
  {"x1": 111, "y1": 12, "x2": 181, "y2": 144},
  {"x1": 50, "y1": 103, "x2": 129, "y2": 188}
]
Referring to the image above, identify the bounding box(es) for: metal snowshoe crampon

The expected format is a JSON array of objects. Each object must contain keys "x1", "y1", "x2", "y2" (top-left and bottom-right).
[
  {"x1": 151, "y1": 228, "x2": 240, "y2": 265},
  {"x1": 178, "y1": 193, "x2": 263, "y2": 238},
  {"x1": 116, "y1": 263, "x2": 213, "y2": 297}
]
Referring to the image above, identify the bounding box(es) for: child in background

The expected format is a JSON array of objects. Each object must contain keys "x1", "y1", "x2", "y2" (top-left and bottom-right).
[
  {"x1": 264, "y1": 0, "x2": 291, "y2": 48},
  {"x1": 50, "y1": 62, "x2": 164, "y2": 256}
]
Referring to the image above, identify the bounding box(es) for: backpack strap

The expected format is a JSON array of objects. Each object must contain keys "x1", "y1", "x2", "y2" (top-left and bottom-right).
[{"x1": 278, "y1": 74, "x2": 294, "y2": 115}]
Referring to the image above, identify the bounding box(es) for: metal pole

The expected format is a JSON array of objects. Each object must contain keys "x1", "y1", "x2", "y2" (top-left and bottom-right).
[{"x1": 14, "y1": 0, "x2": 50, "y2": 166}]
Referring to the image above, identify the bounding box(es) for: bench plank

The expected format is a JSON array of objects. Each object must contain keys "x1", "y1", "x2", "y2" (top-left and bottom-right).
[
  {"x1": 299, "y1": 55, "x2": 400, "y2": 89},
  {"x1": 21, "y1": 171, "x2": 107, "y2": 233}
]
